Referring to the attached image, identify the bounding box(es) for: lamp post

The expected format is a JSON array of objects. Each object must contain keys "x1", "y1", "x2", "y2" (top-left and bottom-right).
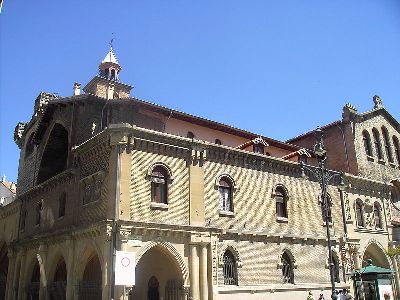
[{"x1": 300, "y1": 127, "x2": 342, "y2": 300}]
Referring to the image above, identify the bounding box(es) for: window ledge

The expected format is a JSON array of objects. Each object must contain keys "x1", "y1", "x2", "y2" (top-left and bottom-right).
[
  {"x1": 276, "y1": 216, "x2": 288, "y2": 223},
  {"x1": 219, "y1": 210, "x2": 234, "y2": 217},
  {"x1": 366, "y1": 155, "x2": 375, "y2": 162},
  {"x1": 58, "y1": 215, "x2": 65, "y2": 220},
  {"x1": 354, "y1": 227, "x2": 387, "y2": 234},
  {"x1": 150, "y1": 202, "x2": 168, "y2": 210},
  {"x1": 378, "y1": 159, "x2": 386, "y2": 165},
  {"x1": 389, "y1": 162, "x2": 396, "y2": 168}
]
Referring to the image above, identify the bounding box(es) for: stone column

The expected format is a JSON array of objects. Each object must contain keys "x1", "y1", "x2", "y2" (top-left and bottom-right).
[
  {"x1": 199, "y1": 244, "x2": 208, "y2": 300},
  {"x1": 66, "y1": 239, "x2": 75, "y2": 300},
  {"x1": 190, "y1": 244, "x2": 200, "y2": 300},
  {"x1": 17, "y1": 250, "x2": 27, "y2": 300},
  {"x1": 5, "y1": 250, "x2": 16, "y2": 300},
  {"x1": 11, "y1": 250, "x2": 21, "y2": 300}
]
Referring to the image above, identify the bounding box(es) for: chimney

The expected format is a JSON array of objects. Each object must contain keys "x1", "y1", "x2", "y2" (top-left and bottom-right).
[
  {"x1": 1, "y1": 175, "x2": 5, "y2": 182},
  {"x1": 73, "y1": 82, "x2": 81, "y2": 96}
]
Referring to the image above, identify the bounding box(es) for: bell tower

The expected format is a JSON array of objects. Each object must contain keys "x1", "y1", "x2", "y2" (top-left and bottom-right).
[
  {"x1": 99, "y1": 47, "x2": 121, "y2": 81},
  {"x1": 83, "y1": 46, "x2": 133, "y2": 99}
]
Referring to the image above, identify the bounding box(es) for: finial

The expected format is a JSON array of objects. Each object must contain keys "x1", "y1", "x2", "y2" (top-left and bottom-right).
[
  {"x1": 110, "y1": 32, "x2": 115, "y2": 49},
  {"x1": 373, "y1": 95, "x2": 383, "y2": 109}
]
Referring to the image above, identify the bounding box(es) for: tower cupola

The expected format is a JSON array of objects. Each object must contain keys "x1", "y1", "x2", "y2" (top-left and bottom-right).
[
  {"x1": 99, "y1": 47, "x2": 121, "y2": 81},
  {"x1": 83, "y1": 46, "x2": 133, "y2": 99}
]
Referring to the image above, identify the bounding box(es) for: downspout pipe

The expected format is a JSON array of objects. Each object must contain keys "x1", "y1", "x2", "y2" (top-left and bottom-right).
[{"x1": 111, "y1": 144, "x2": 121, "y2": 300}]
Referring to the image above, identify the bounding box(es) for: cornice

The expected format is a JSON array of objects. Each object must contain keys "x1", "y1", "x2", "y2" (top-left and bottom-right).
[
  {"x1": 17, "y1": 169, "x2": 76, "y2": 202},
  {"x1": 12, "y1": 220, "x2": 108, "y2": 250},
  {"x1": 0, "y1": 200, "x2": 21, "y2": 219},
  {"x1": 343, "y1": 173, "x2": 391, "y2": 198}
]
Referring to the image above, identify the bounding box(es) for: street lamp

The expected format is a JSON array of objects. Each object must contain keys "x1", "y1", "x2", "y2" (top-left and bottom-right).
[{"x1": 300, "y1": 127, "x2": 343, "y2": 300}]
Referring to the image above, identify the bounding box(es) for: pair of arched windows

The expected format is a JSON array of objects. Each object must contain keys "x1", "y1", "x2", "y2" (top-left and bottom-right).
[
  {"x1": 355, "y1": 200, "x2": 383, "y2": 229},
  {"x1": 363, "y1": 128, "x2": 400, "y2": 164}
]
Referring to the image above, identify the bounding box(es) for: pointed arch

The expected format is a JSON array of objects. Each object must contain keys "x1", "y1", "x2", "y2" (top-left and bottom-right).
[
  {"x1": 46, "y1": 244, "x2": 69, "y2": 283},
  {"x1": 278, "y1": 249, "x2": 296, "y2": 284},
  {"x1": 218, "y1": 244, "x2": 242, "y2": 268},
  {"x1": 37, "y1": 123, "x2": 69, "y2": 184},
  {"x1": 135, "y1": 241, "x2": 189, "y2": 285},
  {"x1": 76, "y1": 240, "x2": 104, "y2": 281},
  {"x1": 362, "y1": 239, "x2": 392, "y2": 269}
]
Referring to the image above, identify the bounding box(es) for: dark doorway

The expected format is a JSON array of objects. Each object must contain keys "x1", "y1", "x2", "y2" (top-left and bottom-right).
[
  {"x1": 27, "y1": 262, "x2": 40, "y2": 300},
  {"x1": 78, "y1": 254, "x2": 102, "y2": 300},
  {"x1": 147, "y1": 276, "x2": 160, "y2": 300},
  {"x1": 48, "y1": 258, "x2": 67, "y2": 300}
]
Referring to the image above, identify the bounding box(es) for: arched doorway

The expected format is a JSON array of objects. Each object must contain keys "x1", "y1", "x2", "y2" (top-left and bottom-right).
[
  {"x1": 0, "y1": 242, "x2": 8, "y2": 300},
  {"x1": 27, "y1": 261, "x2": 40, "y2": 300},
  {"x1": 359, "y1": 243, "x2": 392, "y2": 300},
  {"x1": 48, "y1": 257, "x2": 67, "y2": 300},
  {"x1": 362, "y1": 243, "x2": 390, "y2": 269},
  {"x1": 78, "y1": 253, "x2": 102, "y2": 300},
  {"x1": 131, "y1": 246, "x2": 183, "y2": 300}
]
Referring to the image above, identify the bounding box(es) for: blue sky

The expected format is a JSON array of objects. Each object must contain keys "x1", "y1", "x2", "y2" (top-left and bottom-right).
[{"x1": 1, "y1": 1, "x2": 400, "y2": 183}]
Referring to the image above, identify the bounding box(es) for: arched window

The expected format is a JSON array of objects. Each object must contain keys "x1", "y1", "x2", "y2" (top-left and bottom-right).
[
  {"x1": 58, "y1": 193, "x2": 66, "y2": 218},
  {"x1": 382, "y1": 127, "x2": 393, "y2": 163},
  {"x1": 37, "y1": 123, "x2": 69, "y2": 184},
  {"x1": 274, "y1": 186, "x2": 288, "y2": 219},
  {"x1": 362, "y1": 130, "x2": 373, "y2": 157},
  {"x1": 110, "y1": 69, "x2": 116, "y2": 80},
  {"x1": 219, "y1": 177, "x2": 233, "y2": 212},
  {"x1": 372, "y1": 128, "x2": 383, "y2": 160},
  {"x1": 374, "y1": 203, "x2": 382, "y2": 229},
  {"x1": 281, "y1": 252, "x2": 294, "y2": 284},
  {"x1": 215, "y1": 139, "x2": 222, "y2": 145},
  {"x1": 393, "y1": 136, "x2": 400, "y2": 165},
  {"x1": 223, "y1": 250, "x2": 237, "y2": 285},
  {"x1": 187, "y1": 131, "x2": 195, "y2": 139},
  {"x1": 332, "y1": 255, "x2": 340, "y2": 283},
  {"x1": 321, "y1": 194, "x2": 332, "y2": 223},
  {"x1": 35, "y1": 201, "x2": 43, "y2": 226},
  {"x1": 355, "y1": 200, "x2": 365, "y2": 227},
  {"x1": 150, "y1": 166, "x2": 169, "y2": 204}
]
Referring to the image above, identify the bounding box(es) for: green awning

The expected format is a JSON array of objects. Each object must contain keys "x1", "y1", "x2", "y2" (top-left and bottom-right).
[{"x1": 351, "y1": 259, "x2": 393, "y2": 276}]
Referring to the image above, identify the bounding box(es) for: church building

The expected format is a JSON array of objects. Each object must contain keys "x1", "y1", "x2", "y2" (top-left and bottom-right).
[{"x1": 0, "y1": 48, "x2": 399, "y2": 300}]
